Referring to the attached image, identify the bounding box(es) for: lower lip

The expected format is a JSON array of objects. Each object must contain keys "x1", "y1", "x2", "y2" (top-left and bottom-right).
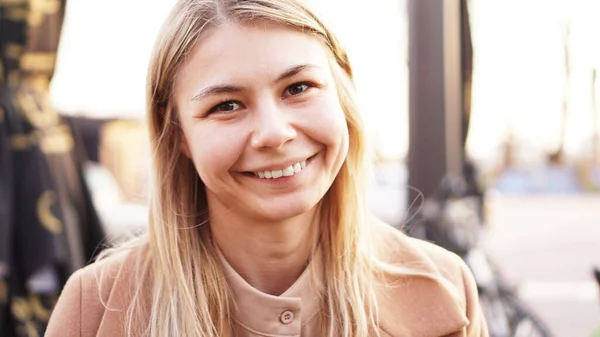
[{"x1": 243, "y1": 155, "x2": 317, "y2": 185}]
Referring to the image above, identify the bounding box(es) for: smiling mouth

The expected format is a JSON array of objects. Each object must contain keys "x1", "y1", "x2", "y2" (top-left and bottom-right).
[{"x1": 243, "y1": 154, "x2": 317, "y2": 179}]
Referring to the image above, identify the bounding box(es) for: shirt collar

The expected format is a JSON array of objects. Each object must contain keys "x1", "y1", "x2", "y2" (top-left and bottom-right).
[{"x1": 217, "y1": 246, "x2": 324, "y2": 335}]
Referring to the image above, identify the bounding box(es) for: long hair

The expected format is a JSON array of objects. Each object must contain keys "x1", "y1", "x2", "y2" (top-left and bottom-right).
[{"x1": 104, "y1": 0, "x2": 383, "y2": 336}]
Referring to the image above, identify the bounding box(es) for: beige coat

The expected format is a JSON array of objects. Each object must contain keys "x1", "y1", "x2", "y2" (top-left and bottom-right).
[{"x1": 45, "y1": 221, "x2": 488, "y2": 336}]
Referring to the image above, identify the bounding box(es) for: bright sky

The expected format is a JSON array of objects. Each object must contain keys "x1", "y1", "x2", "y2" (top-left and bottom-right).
[{"x1": 50, "y1": 0, "x2": 600, "y2": 162}]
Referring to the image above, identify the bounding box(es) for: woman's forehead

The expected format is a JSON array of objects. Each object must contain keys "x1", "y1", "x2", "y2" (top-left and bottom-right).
[{"x1": 175, "y1": 21, "x2": 332, "y2": 90}]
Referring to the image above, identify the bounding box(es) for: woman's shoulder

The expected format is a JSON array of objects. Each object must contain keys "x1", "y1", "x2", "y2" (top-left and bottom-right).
[
  {"x1": 369, "y1": 217, "x2": 488, "y2": 336},
  {"x1": 370, "y1": 216, "x2": 466, "y2": 278},
  {"x1": 82, "y1": 245, "x2": 147, "y2": 295},
  {"x1": 46, "y1": 244, "x2": 150, "y2": 336}
]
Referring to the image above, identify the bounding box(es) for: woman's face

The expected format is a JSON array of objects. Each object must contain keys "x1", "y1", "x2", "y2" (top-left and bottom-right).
[{"x1": 174, "y1": 21, "x2": 349, "y2": 222}]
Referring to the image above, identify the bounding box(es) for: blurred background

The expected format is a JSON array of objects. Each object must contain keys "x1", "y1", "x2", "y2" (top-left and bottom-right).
[{"x1": 1, "y1": 0, "x2": 599, "y2": 336}]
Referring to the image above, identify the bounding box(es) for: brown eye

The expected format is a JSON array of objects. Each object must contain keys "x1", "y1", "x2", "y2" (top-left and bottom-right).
[
  {"x1": 284, "y1": 82, "x2": 312, "y2": 97},
  {"x1": 210, "y1": 100, "x2": 241, "y2": 114}
]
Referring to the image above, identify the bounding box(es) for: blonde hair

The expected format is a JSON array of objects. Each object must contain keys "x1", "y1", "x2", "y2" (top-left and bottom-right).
[{"x1": 103, "y1": 0, "x2": 384, "y2": 336}]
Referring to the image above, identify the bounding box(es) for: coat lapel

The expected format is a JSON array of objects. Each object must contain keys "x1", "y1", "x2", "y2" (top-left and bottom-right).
[
  {"x1": 377, "y1": 275, "x2": 469, "y2": 336},
  {"x1": 372, "y1": 220, "x2": 470, "y2": 336}
]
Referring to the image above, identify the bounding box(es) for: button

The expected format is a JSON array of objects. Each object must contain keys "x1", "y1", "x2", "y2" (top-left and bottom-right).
[{"x1": 280, "y1": 310, "x2": 294, "y2": 324}]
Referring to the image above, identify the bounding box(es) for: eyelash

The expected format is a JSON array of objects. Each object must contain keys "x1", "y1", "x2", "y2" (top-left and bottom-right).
[
  {"x1": 283, "y1": 81, "x2": 317, "y2": 98},
  {"x1": 209, "y1": 100, "x2": 242, "y2": 114},
  {"x1": 207, "y1": 81, "x2": 318, "y2": 115}
]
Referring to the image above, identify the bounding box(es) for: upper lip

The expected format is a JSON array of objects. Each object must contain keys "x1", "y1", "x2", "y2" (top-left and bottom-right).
[{"x1": 245, "y1": 154, "x2": 315, "y2": 172}]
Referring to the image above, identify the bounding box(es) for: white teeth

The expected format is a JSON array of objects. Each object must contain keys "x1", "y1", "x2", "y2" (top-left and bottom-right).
[
  {"x1": 282, "y1": 166, "x2": 294, "y2": 176},
  {"x1": 254, "y1": 159, "x2": 309, "y2": 179}
]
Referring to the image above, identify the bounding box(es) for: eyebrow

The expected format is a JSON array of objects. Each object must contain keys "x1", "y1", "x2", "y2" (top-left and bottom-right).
[
  {"x1": 191, "y1": 84, "x2": 245, "y2": 102},
  {"x1": 190, "y1": 63, "x2": 319, "y2": 102},
  {"x1": 272, "y1": 64, "x2": 318, "y2": 85}
]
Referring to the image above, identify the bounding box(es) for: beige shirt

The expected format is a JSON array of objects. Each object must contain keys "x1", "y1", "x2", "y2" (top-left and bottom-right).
[{"x1": 46, "y1": 220, "x2": 488, "y2": 336}]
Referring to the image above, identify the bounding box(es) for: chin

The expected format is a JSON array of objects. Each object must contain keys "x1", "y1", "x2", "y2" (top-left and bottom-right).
[{"x1": 253, "y1": 196, "x2": 320, "y2": 222}]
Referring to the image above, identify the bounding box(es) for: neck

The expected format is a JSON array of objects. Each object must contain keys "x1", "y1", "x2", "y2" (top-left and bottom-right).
[{"x1": 209, "y1": 203, "x2": 321, "y2": 296}]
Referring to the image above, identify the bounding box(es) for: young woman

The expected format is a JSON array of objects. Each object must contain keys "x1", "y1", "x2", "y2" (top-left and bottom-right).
[{"x1": 46, "y1": 0, "x2": 488, "y2": 336}]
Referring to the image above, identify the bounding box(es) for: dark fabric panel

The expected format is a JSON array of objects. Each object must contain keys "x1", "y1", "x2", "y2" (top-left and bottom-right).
[{"x1": 1, "y1": 1, "x2": 106, "y2": 335}]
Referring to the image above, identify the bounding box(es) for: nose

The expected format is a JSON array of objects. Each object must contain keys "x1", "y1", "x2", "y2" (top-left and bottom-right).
[{"x1": 250, "y1": 101, "x2": 297, "y2": 150}]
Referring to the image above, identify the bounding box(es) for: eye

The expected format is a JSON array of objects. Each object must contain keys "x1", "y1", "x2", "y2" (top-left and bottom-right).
[
  {"x1": 283, "y1": 82, "x2": 314, "y2": 98},
  {"x1": 209, "y1": 100, "x2": 242, "y2": 114}
]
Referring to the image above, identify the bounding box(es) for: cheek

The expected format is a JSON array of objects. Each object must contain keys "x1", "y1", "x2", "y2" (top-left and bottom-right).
[
  {"x1": 186, "y1": 125, "x2": 246, "y2": 179},
  {"x1": 303, "y1": 94, "x2": 349, "y2": 148}
]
